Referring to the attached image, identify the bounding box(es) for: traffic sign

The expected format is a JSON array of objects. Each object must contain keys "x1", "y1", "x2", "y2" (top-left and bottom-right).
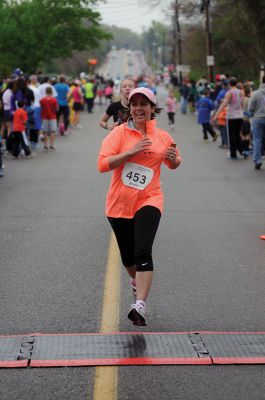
[{"x1": 207, "y1": 55, "x2": 215, "y2": 66}]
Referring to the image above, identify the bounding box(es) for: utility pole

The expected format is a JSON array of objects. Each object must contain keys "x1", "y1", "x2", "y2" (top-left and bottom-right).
[
  {"x1": 172, "y1": 0, "x2": 183, "y2": 84},
  {"x1": 161, "y1": 30, "x2": 166, "y2": 67},
  {"x1": 200, "y1": 0, "x2": 214, "y2": 82}
]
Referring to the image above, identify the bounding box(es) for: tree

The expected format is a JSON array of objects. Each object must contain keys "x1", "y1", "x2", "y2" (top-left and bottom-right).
[
  {"x1": 211, "y1": 0, "x2": 265, "y2": 78},
  {"x1": 0, "y1": 0, "x2": 111, "y2": 73},
  {"x1": 142, "y1": 0, "x2": 265, "y2": 80},
  {"x1": 141, "y1": 21, "x2": 172, "y2": 69},
  {"x1": 50, "y1": 24, "x2": 142, "y2": 75}
]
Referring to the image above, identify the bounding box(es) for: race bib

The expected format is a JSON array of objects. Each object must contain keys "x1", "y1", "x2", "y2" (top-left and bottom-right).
[{"x1": 122, "y1": 162, "x2": 154, "y2": 190}]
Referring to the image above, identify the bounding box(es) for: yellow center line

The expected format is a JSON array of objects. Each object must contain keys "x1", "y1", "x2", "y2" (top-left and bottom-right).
[
  {"x1": 93, "y1": 232, "x2": 120, "y2": 400},
  {"x1": 124, "y1": 50, "x2": 128, "y2": 76}
]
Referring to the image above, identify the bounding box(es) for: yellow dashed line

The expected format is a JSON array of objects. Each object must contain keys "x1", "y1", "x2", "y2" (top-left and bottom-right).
[
  {"x1": 93, "y1": 232, "x2": 120, "y2": 400},
  {"x1": 124, "y1": 51, "x2": 128, "y2": 76}
]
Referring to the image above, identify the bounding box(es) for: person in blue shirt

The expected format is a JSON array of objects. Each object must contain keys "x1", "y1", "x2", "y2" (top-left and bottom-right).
[
  {"x1": 54, "y1": 75, "x2": 70, "y2": 134},
  {"x1": 197, "y1": 89, "x2": 218, "y2": 141}
]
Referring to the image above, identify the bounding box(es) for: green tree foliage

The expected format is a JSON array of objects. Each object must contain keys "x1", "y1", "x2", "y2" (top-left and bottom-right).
[
  {"x1": 0, "y1": 0, "x2": 111, "y2": 73},
  {"x1": 144, "y1": 0, "x2": 265, "y2": 80},
  {"x1": 49, "y1": 24, "x2": 142, "y2": 75},
  {"x1": 211, "y1": 0, "x2": 265, "y2": 78},
  {"x1": 141, "y1": 21, "x2": 172, "y2": 67}
]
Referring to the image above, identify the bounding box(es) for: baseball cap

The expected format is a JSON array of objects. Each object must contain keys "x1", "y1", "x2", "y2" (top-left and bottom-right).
[{"x1": 128, "y1": 87, "x2": 157, "y2": 104}]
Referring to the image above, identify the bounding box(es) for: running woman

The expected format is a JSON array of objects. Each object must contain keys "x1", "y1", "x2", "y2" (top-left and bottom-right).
[
  {"x1": 99, "y1": 78, "x2": 135, "y2": 131},
  {"x1": 98, "y1": 87, "x2": 181, "y2": 326},
  {"x1": 165, "y1": 90, "x2": 177, "y2": 129}
]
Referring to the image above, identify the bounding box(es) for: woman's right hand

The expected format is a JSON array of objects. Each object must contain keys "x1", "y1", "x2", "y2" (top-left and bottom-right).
[
  {"x1": 127, "y1": 138, "x2": 152, "y2": 156},
  {"x1": 107, "y1": 122, "x2": 118, "y2": 130}
]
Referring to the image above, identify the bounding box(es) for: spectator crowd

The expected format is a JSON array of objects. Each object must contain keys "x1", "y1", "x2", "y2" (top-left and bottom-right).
[{"x1": 0, "y1": 69, "x2": 265, "y2": 178}]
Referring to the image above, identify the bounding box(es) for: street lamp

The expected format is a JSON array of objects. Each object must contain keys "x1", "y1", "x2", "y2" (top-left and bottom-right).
[
  {"x1": 171, "y1": 0, "x2": 183, "y2": 85},
  {"x1": 200, "y1": 0, "x2": 214, "y2": 83}
]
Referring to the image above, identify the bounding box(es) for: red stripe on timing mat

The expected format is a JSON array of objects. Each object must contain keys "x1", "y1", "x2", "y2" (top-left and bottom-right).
[
  {"x1": 1, "y1": 331, "x2": 265, "y2": 338},
  {"x1": 0, "y1": 360, "x2": 28, "y2": 368},
  {"x1": 199, "y1": 331, "x2": 265, "y2": 335},
  {"x1": 30, "y1": 357, "x2": 212, "y2": 367},
  {"x1": 30, "y1": 331, "x2": 193, "y2": 336},
  {"x1": 212, "y1": 357, "x2": 265, "y2": 365}
]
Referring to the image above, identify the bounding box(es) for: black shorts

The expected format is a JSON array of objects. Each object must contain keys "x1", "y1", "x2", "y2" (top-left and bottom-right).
[
  {"x1": 3, "y1": 110, "x2": 13, "y2": 122},
  {"x1": 108, "y1": 206, "x2": 161, "y2": 272},
  {"x1": 73, "y1": 102, "x2": 82, "y2": 111}
]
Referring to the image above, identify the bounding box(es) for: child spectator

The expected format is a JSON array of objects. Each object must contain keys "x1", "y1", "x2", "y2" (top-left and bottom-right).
[
  {"x1": 197, "y1": 89, "x2": 218, "y2": 142},
  {"x1": 12, "y1": 99, "x2": 31, "y2": 158},
  {"x1": 165, "y1": 90, "x2": 177, "y2": 129},
  {"x1": 217, "y1": 100, "x2": 228, "y2": 148},
  {"x1": 40, "y1": 86, "x2": 58, "y2": 151}
]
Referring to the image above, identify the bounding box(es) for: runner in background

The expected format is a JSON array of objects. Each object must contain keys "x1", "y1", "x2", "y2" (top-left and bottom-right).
[
  {"x1": 104, "y1": 82, "x2": 114, "y2": 105},
  {"x1": 85, "y1": 79, "x2": 95, "y2": 113},
  {"x1": 98, "y1": 87, "x2": 181, "y2": 326},
  {"x1": 70, "y1": 80, "x2": 83, "y2": 128},
  {"x1": 99, "y1": 78, "x2": 134, "y2": 131},
  {"x1": 165, "y1": 90, "x2": 178, "y2": 130}
]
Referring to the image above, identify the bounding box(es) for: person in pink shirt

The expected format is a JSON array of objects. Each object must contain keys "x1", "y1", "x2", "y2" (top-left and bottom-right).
[
  {"x1": 70, "y1": 80, "x2": 83, "y2": 128},
  {"x1": 98, "y1": 87, "x2": 181, "y2": 326},
  {"x1": 165, "y1": 90, "x2": 178, "y2": 129}
]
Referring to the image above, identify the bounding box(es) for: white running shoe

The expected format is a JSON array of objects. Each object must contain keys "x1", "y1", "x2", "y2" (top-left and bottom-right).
[{"x1": 128, "y1": 302, "x2": 147, "y2": 326}]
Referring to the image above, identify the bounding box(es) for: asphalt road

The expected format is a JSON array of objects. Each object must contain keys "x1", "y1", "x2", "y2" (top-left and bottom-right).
[
  {"x1": 0, "y1": 89, "x2": 265, "y2": 399},
  {"x1": 97, "y1": 48, "x2": 151, "y2": 80}
]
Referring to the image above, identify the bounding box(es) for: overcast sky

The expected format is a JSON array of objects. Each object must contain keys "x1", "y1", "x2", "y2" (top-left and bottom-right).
[{"x1": 95, "y1": 0, "x2": 171, "y2": 34}]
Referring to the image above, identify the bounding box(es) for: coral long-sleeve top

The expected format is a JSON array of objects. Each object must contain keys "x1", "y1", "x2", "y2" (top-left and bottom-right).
[{"x1": 98, "y1": 119, "x2": 181, "y2": 218}]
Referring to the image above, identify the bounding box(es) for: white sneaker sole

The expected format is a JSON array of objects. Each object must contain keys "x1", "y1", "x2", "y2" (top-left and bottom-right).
[{"x1": 128, "y1": 306, "x2": 147, "y2": 326}]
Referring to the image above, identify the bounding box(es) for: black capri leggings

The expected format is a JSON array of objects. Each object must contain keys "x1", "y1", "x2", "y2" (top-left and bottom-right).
[{"x1": 108, "y1": 206, "x2": 161, "y2": 272}]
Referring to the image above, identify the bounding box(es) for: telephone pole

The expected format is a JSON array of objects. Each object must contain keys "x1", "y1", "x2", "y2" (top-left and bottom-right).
[
  {"x1": 172, "y1": 0, "x2": 183, "y2": 84},
  {"x1": 200, "y1": 0, "x2": 214, "y2": 82}
]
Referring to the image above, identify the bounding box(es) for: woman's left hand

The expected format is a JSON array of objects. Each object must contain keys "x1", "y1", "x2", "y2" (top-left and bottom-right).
[
  {"x1": 164, "y1": 144, "x2": 181, "y2": 169},
  {"x1": 165, "y1": 146, "x2": 177, "y2": 160}
]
